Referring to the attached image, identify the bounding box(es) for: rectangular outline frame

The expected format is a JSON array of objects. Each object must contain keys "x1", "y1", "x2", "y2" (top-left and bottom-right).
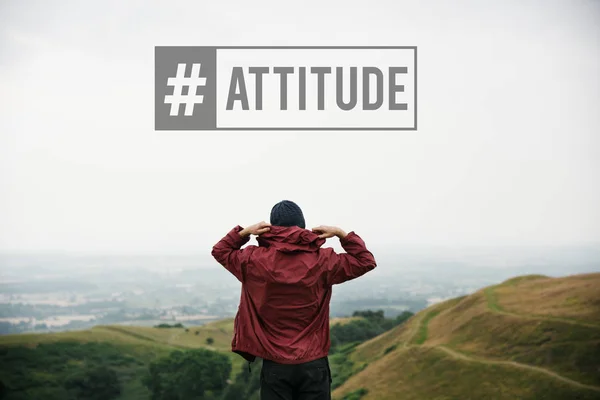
[{"x1": 155, "y1": 46, "x2": 417, "y2": 131}]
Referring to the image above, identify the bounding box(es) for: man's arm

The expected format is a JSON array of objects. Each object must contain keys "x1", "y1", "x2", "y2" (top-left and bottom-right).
[
  {"x1": 312, "y1": 225, "x2": 377, "y2": 286},
  {"x1": 211, "y1": 222, "x2": 271, "y2": 282}
]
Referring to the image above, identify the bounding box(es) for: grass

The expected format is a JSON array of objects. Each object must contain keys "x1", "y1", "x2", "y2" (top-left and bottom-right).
[
  {"x1": 0, "y1": 321, "x2": 235, "y2": 349},
  {"x1": 411, "y1": 310, "x2": 440, "y2": 345},
  {"x1": 501, "y1": 274, "x2": 549, "y2": 286},
  {"x1": 492, "y1": 273, "x2": 600, "y2": 326},
  {"x1": 0, "y1": 314, "x2": 359, "y2": 392},
  {"x1": 333, "y1": 272, "x2": 600, "y2": 400},
  {"x1": 331, "y1": 317, "x2": 363, "y2": 326},
  {"x1": 411, "y1": 297, "x2": 465, "y2": 347},
  {"x1": 334, "y1": 346, "x2": 600, "y2": 400},
  {"x1": 383, "y1": 344, "x2": 397, "y2": 355},
  {"x1": 483, "y1": 287, "x2": 502, "y2": 312},
  {"x1": 0, "y1": 319, "x2": 244, "y2": 388},
  {"x1": 342, "y1": 388, "x2": 368, "y2": 400},
  {"x1": 349, "y1": 320, "x2": 413, "y2": 364},
  {"x1": 330, "y1": 342, "x2": 361, "y2": 390},
  {"x1": 3, "y1": 273, "x2": 600, "y2": 400},
  {"x1": 349, "y1": 296, "x2": 464, "y2": 366}
]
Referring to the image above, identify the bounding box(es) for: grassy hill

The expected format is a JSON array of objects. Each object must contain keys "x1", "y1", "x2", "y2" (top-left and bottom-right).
[
  {"x1": 0, "y1": 315, "x2": 366, "y2": 399},
  {"x1": 333, "y1": 273, "x2": 600, "y2": 400},
  {"x1": 2, "y1": 273, "x2": 599, "y2": 399},
  {"x1": 0, "y1": 319, "x2": 242, "y2": 399}
]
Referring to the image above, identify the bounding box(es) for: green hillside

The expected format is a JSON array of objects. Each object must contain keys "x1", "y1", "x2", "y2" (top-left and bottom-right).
[
  {"x1": 0, "y1": 314, "x2": 381, "y2": 399},
  {"x1": 333, "y1": 273, "x2": 600, "y2": 400},
  {"x1": 2, "y1": 273, "x2": 599, "y2": 400},
  {"x1": 0, "y1": 319, "x2": 242, "y2": 399}
]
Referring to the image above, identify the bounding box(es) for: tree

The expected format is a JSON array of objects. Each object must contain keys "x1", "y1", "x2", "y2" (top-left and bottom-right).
[
  {"x1": 352, "y1": 310, "x2": 385, "y2": 322},
  {"x1": 394, "y1": 311, "x2": 414, "y2": 325},
  {"x1": 330, "y1": 310, "x2": 415, "y2": 350},
  {"x1": 206, "y1": 337, "x2": 214, "y2": 345},
  {"x1": 331, "y1": 318, "x2": 384, "y2": 345},
  {"x1": 64, "y1": 365, "x2": 121, "y2": 400},
  {"x1": 154, "y1": 323, "x2": 185, "y2": 329},
  {"x1": 143, "y1": 349, "x2": 231, "y2": 400},
  {"x1": 221, "y1": 383, "x2": 246, "y2": 400},
  {"x1": 222, "y1": 358, "x2": 263, "y2": 400}
]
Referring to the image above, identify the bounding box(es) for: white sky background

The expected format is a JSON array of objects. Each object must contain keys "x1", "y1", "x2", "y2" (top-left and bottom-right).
[{"x1": 0, "y1": 0, "x2": 598, "y2": 254}]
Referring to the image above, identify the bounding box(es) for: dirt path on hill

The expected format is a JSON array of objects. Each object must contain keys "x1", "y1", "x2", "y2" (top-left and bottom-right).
[
  {"x1": 406, "y1": 304, "x2": 600, "y2": 393},
  {"x1": 402, "y1": 313, "x2": 424, "y2": 348},
  {"x1": 336, "y1": 305, "x2": 600, "y2": 399},
  {"x1": 435, "y1": 345, "x2": 600, "y2": 393}
]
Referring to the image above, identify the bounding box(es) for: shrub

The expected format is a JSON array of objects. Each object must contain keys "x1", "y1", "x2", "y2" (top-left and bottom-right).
[
  {"x1": 64, "y1": 365, "x2": 121, "y2": 400},
  {"x1": 143, "y1": 348, "x2": 231, "y2": 399},
  {"x1": 384, "y1": 344, "x2": 397, "y2": 355},
  {"x1": 154, "y1": 323, "x2": 185, "y2": 329},
  {"x1": 344, "y1": 388, "x2": 368, "y2": 400}
]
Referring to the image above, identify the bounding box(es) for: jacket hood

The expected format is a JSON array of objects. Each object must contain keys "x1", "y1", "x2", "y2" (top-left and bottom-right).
[{"x1": 257, "y1": 226, "x2": 325, "y2": 253}]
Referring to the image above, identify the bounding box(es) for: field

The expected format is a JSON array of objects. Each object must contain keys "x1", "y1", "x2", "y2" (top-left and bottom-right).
[
  {"x1": 0, "y1": 315, "x2": 372, "y2": 399},
  {"x1": 0, "y1": 318, "x2": 243, "y2": 399}
]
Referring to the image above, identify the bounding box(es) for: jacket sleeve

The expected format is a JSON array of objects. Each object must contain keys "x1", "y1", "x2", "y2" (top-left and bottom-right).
[
  {"x1": 325, "y1": 232, "x2": 377, "y2": 285},
  {"x1": 211, "y1": 226, "x2": 255, "y2": 282}
]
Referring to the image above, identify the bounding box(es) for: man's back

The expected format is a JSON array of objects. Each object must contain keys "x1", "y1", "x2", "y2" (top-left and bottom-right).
[
  {"x1": 211, "y1": 200, "x2": 376, "y2": 400},
  {"x1": 211, "y1": 224, "x2": 376, "y2": 364}
]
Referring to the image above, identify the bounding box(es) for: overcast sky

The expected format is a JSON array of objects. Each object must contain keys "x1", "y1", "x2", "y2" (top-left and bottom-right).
[{"x1": 0, "y1": 0, "x2": 598, "y2": 254}]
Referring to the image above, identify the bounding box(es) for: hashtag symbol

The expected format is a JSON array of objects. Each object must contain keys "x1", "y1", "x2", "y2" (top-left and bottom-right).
[{"x1": 164, "y1": 63, "x2": 207, "y2": 116}]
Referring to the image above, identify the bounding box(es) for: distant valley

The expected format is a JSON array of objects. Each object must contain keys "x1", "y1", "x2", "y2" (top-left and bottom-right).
[
  {"x1": 2, "y1": 246, "x2": 598, "y2": 334},
  {"x1": 1, "y1": 272, "x2": 599, "y2": 399}
]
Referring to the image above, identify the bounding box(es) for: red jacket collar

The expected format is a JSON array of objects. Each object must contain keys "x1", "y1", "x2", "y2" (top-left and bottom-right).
[{"x1": 257, "y1": 226, "x2": 326, "y2": 253}]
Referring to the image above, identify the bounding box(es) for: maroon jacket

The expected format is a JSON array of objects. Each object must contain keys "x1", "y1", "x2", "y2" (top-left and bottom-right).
[{"x1": 211, "y1": 225, "x2": 376, "y2": 364}]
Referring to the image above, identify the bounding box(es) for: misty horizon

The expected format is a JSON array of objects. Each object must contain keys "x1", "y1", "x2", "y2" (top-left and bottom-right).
[{"x1": 1, "y1": 0, "x2": 599, "y2": 255}]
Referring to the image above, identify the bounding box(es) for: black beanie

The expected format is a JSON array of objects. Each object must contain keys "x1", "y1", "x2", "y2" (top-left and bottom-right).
[{"x1": 270, "y1": 200, "x2": 306, "y2": 229}]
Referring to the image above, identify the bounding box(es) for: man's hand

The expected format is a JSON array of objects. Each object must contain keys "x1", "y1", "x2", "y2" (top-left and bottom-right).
[
  {"x1": 239, "y1": 221, "x2": 271, "y2": 238},
  {"x1": 312, "y1": 225, "x2": 347, "y2": 239}
]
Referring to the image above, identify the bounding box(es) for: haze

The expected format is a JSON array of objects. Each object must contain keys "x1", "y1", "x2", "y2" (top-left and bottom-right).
[{"x1": 1, "y1": 0, "x2": 599, "y2": 255}]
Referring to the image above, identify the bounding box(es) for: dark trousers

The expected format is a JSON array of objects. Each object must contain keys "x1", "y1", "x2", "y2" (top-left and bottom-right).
[{"x1": 260, "y1": 356, "x2": 332, "y2": 400}]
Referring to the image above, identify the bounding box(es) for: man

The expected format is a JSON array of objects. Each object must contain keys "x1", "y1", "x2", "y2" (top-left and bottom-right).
[{"x1": 211, "y1": 200, "x2": 377, "y2": 400}]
